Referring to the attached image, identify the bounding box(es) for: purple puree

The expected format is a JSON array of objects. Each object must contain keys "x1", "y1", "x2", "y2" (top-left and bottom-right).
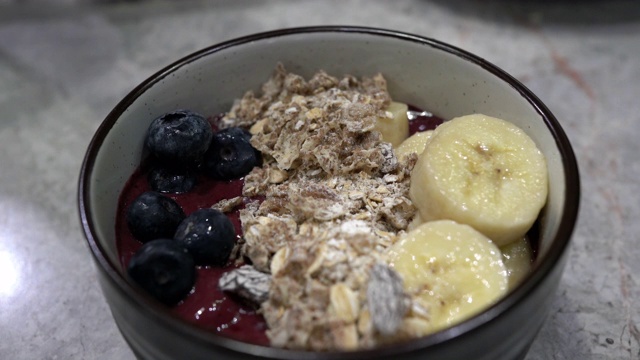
[{"x1": 115, "y1": 108, "x2": 443, "y2": 345}]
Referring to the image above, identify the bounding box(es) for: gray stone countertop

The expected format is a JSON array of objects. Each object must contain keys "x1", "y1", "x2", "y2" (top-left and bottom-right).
[{"x1": 0, "y1": 1, "x2": 638, "y2": 359}]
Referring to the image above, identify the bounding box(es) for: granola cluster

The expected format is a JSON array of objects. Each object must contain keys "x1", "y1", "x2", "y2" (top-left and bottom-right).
[{"x1": 220, "y1": 64, "x2": 419, "y2": 350}]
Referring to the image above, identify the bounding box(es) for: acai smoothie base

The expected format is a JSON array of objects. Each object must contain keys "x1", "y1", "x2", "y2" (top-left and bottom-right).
[{"x1": 116, "y1": 64, "x2": 545, "y2": 351}]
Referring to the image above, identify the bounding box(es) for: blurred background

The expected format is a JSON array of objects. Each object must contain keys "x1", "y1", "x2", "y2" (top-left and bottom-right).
[{"x1": 1, "y1": 1, "x2": 639, "y2": 359}]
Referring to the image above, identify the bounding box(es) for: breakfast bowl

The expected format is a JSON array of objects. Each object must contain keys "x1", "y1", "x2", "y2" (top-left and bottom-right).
[{"x1": 78, "y1": 26, "x2": 580, "y2": 360}]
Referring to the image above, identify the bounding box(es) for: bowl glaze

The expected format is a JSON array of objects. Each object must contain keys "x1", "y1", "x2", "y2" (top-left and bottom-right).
[{"x1": 79, "y1": 26, "x2": 580, "y2": 360}]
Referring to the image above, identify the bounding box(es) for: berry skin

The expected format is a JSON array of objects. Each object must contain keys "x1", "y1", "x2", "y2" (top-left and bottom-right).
[
  {"x1": 126, "y1": 191, "x2": 185, "y2": 243},
  {"x1": 174, "y1": 208, "x2": 235, "y2": 266},
  {"x1": 203, "y1": 127, "x2": 261, "y2": 180},
  {"x1": 145, "y1": 110, "x2": 213, "y2": 164},
  {"x1": 127, "y1": 239, "x2": 196, "y2": 305},
  {"x1": 148, "y1": 163, "x2": 197, "y2": 194}
]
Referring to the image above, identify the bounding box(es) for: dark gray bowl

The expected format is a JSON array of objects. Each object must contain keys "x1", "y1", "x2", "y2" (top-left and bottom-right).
[{"x1": 78, "y1": 26, "x2": 580, "y2": 360}]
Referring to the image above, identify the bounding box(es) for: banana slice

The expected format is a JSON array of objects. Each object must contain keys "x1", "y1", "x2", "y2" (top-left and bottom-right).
[
  {"x1": 409, "y1": 114, "x2": 548, "y2": 246},
  {"x1": 500, "y1": 237, "x2": 533, "y2": 290},
  {"x1": 395, "y1": 130, "x2": 434, "y2": 161},
  {"x1": 375, "y1": 101, "x2": 409, "y2": 148},
  {"x1": 387, "y1": 220, "x2": 508, "y2": 334}
]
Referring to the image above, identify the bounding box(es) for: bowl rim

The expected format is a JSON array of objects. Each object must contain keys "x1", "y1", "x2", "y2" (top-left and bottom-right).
[{"x1": 78, "y1": 25, "x2": 580, "y2": 359}]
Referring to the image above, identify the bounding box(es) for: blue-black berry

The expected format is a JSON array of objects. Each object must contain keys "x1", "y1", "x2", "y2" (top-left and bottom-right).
[
  {"x1": 127, "y1": 239, "x2": 196, "y2": 305},
  {"x1": 174, "y1": 208, "x2": 235, "y2": 266},
  {"x1": 148, "y1": 163, "x2": 197, "y2": 194},
  {"x1": 203, "y1": 127, "x2": 261, "y2": 180},
  {"x1": 145, "y1": 109, "x2": 213, "y2": 164},
  {"x1": 126, "y1": 191, "x2": 185, "y2": 243}
]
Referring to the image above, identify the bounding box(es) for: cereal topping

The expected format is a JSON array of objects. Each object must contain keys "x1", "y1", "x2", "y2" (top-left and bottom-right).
[{"x1": 220, "y1": 64, "x2": 418, "y2": 350}]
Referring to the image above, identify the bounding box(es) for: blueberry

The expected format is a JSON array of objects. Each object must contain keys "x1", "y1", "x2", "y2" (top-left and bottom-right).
[
  {"x1": 148, "y1": 163, "x2": 197, "y2": 194},
  {"x1": 174, "y1": 208, "x2": 235, "y2": 266},
  {"x1": 126, "y1": 191, "x2": 185, "y2": 243},
  {"x1": 145, "y1": 110, "x2": 213, "y2": 164},
  {"x1": 203, "y1": 127, "x2": 261, "y2": 180},
  {"x1": 127, "y1": 239, "x2": 196, "y2": 305}
]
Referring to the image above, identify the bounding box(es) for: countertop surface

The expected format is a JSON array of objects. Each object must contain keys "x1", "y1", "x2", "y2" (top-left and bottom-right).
[{"x1": 1, "y1": 1, "x2": 639, "y2": 359}]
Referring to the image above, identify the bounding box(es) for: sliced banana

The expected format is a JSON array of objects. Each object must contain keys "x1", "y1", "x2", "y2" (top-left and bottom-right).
[
  {"x1": 387, "y1": 220, "x2": 508, "y2": 334},
  {"x1": 395, "y1": 130, "x2": 434, "y2": 161},
  {"x1": 406, "y1": 212, "x2": 424, "y2": 232},
  {"x1": 409, "y1": 114, "x2": 548, "y2": 246},
  {"x1": 375, "y1": 101, "x2": 409, "y2": 148},
  {"x1": 500, "y1": 236, "x2": 533, "y2": 290}
]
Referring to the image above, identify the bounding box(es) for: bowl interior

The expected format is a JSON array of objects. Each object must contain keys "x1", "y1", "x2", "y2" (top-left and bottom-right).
[{"x1": 82, "y1": 27, "x2": 575, "y2": 348}]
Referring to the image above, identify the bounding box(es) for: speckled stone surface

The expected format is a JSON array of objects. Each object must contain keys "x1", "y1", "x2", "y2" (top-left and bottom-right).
[{"x1": 0, "y1": 1, "x2": 638, "y2": 359}]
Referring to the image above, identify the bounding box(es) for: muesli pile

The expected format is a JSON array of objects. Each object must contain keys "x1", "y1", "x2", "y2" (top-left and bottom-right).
[{"x1": 218, "y1": 64, "x2": 417, "y2": 350}]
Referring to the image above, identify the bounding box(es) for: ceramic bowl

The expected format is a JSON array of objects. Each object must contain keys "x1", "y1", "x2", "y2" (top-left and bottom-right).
[{"x1": 78, "y1": 26, "x2": 579, "y2": 360}]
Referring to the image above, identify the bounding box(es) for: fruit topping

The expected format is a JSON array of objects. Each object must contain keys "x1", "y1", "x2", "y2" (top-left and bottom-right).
[
  {"x1": 145, "y1": 109, "x2": 213, "y2": 165},
  {"x1": 409, "y1": 114, "x2": 549, "y2": 246},
  {"x1": 126, "y1": 191, "x2": 186, "y2": 243},
  {"x1": 173, "y1": 208, "x2": 235, "y2": 266},
  {"x1": 127, "y1": 239, "x2": 196, "y2": 305},
  {"x1": 147, "y1": 163, "x2": 197, "y2": 194},
  {"x1": 203, "y1": 127, "x2": 261, "y2": 180},
  {"x1": 374, "y1": 101, "x2": 410, "y2": 148},
  {"x1": 500, "y1": 237, "x2": 533, "y2": 289},
  {"x1": 395, "y1": 130, "x2": 433, "y2": 161},
  {"x1": 387, "y1": 220, "x2": 508, "y2": 334}
]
